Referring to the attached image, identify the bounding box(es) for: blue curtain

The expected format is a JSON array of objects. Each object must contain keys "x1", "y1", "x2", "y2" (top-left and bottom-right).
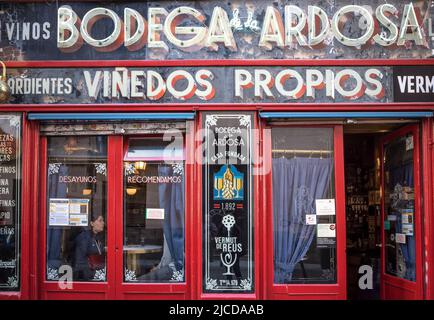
[
  {"x1": 273, "y1": 157, "x2": 333, "y2": 283},
  {"x1": 389, "y1": 161, "x2": 415, "y2": 281},
  {"x1": 46, "y1": 165, "x2": 68, "y2": 269},
  {"x1": 158, "y1": 164, "x2": 185, "y2": 271}
]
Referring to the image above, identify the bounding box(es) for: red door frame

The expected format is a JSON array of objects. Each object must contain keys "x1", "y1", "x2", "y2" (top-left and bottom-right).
[
  {"x1": 379, "y1": 124, "x2": 424, "y2": 300},
  {"x1": 262, "y1": 123, "x2": 347, "y2": 300},
  {"x1": 114, "y1": 124, "x2": 194, "y2": 300},
  {"x1": 37, "y1": 124, "x2": 195, "y2": 299},
  {"x1": 423, "y1": 118, "x2": 434, "y2": 300},
  {"x1": 38, "y1": 136, "x2": 114, "y2": 299}
]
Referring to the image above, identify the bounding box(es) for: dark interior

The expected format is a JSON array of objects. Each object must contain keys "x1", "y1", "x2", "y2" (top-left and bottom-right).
[{"x1": 344, "y1": 121, "x2": 414, "y2": 300}]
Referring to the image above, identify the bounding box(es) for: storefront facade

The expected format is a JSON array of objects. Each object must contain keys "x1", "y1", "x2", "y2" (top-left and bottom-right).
[{"x1": 0, "y1": 0, "x2": 434, "y2": 300}]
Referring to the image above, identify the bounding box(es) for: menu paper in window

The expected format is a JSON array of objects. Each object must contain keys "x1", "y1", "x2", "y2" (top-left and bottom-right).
[
  {"x1": 402, "y1": 224, "x2": 414, "y2": 236},
  {"x1": 69, "y1": 199, "x2": 89, "y2": 227},
  {"x1": 317, "y1": 224, "x2": 336, "y2": 238},
  {"x1": 49, "y1": 199, "x2": 70, "y2": 226},
  {"x1": 315, "y1": 199, "x2": 336, "y2": 215},
  {"x1": 146, "y1": 208, "x2": 165, "y2": 220},
  {"x1": 49, "y1": 198, "x2": 89, "y2": 227},
  {"x1": 402, "y1": 212, "x2": 413, "y2": 224}
]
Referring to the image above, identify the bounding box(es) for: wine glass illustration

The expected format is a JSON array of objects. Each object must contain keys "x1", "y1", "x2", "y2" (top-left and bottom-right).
[
  {"x1": 235, "y1": 178, "x2": 243, "y2": 199},
  {"x1": 214, "y1": 177, "x2": 223, "y2": 198},
  {"x1": 221, "y1": 214, "x2": 237, "y2": 275}
]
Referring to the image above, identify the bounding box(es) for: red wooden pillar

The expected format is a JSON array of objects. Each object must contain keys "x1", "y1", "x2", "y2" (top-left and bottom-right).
[{"x1": 424, "y1": 118, "x2": 434, "y2": 299}]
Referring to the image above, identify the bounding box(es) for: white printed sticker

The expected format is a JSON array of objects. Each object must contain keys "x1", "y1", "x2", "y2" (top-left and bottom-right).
[
  {"x1": 317, "y1": 223, "x2": 336, "y2": 238},
  {"x1": 396, "y1": 233, "x2": 406, "y2": 244},
  {"x1": 315, "y1": 199, "x2": 336, "y2": 216},
  {"x1": 306, "y1": 214, "x2": 317, "y2": 225},
  {"x1": 406, "y1": 136, "x2": 414, "y2": 151},
  {"x1": 146, "y1": 208, "x2": 165, "y2": 220}
]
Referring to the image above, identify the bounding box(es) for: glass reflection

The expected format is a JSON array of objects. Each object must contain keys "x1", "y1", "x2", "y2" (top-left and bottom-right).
[
  {"x1": 123, "y1": 137, "x2": 185, "y2": 283},
  {"x1": 384, "y1": 134, "x2": 416, "y2": 281},
  {"x1": 46, "y1": 136, "x2": 107, "y2": 282},
  {"x1": 272, "y1": 128, "x2": 336, "y2": 284}
]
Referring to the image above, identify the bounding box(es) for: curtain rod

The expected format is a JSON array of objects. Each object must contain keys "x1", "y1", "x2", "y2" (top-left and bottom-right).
[{"x1": 272, "y1": 149, "x2": 333, "y2": 154}]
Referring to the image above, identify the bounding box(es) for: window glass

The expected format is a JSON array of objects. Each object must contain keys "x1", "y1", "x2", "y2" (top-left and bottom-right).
[
  {"x1": 202, "y1": 113, "x2": 254, "y2": 293},
  {"x1": 123, "y1": 137, "x2": 185, "y2": 283},
  {"x1": 383, "y1": 134, "x2": 416, "y2": 281},
  {"x1": 272, "y1": 128, "x2": 336, "y2": 284},
  {"x1": 126, "y1": 137, "x2": 184, "y2": 160},
  {"x1": 0, "y1": 114, "x2": 21, "y2": 291},
  {"x1": 46, "y1": 136, "x2": 107, "y2": 282}
]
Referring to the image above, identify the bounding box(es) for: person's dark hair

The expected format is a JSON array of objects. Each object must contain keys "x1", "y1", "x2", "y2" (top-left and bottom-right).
[{"x1": 90, "y1": 213, "x2": 103, "y2": 223}]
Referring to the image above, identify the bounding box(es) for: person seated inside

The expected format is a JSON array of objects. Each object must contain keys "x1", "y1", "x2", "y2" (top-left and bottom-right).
[{"x1": 73, "y1": 214, "x2": 106, "y2": 281}]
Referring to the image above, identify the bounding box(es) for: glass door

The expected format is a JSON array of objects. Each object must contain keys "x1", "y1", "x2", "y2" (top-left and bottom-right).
[
  {"x1": 115, "y1": 133, "x2": 191, "y2": 299},
  {"x1": 122, "y1": 136, "x2": 185, "y2": 282},
  {"x1": 40, "y1": 128, "x2": 193, "y2": 300},
  {"x1": 380, "y1": 125, "x2": 423, "y2": 299},
  {"x1": 40, "y1": 135, "x2": 113, "y2": 299}
]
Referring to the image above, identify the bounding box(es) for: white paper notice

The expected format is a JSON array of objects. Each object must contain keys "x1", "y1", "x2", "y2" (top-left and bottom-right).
[
  {"x1": 315, "y1": 199, "x2": 336, "y2": 216},
  {"x1": 49, "y1": 198, "x2": 89, "y2": 227},
  {"x1": 69, "y1": 199, "x2": 88, "y2": 214},
  {"x1": 406, "y1": 136, "x2": 414, "y2": 151},
  {"x1": 68, "y1": 199, "x2": 89, "y2": 226},
  {"x1": 69, "y1": 215, "x2": 89, "y2": 226},
  {"x1": 402, "y1": 213, "x2": 413, "y2": 224},
  {"x1": 49, "y1": 199, "x2": 69, "y2": 226},
  {"x1": 146, "y1": 208, "x2": 165, "y2": 220},
  {"x1": 396, "y1": 233, "x2": 406, "y2": 244},
  {"x1": 306, "y1": 214, "x2": 317, "y2": 225},
  {"x1": 317, "y1": 224, "x2": 336, "y2": 238},
  {"x1": 402, "y1": 224, "x2": 414, "y2": 236}
]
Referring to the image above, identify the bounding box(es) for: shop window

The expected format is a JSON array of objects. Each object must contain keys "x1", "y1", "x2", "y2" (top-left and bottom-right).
[
  {"x1": 0, "y1": 114, "x2": 21, "y2": 291},
  {"x1": 123, "y1": 136, "x2": 185, "y2": 283},
  {"x1": 46, "y1": 136, "x2": 107, "y2": 282},
  {"x1": 383, "y1": 134, "x2": 416, "y2": 281},
  {"x1": 271, "y1": 128, "x2": 336, "y2": 284}
]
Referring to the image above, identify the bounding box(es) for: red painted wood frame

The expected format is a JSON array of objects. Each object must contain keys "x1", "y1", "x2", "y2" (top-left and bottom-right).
[
  {"x1": 38, "y1": 136, "x2": 113, "y2": 299},
  {"x1": 114, "y1": 124, "x2": 195, "y2": 299},
  {"x1": 262, "y1": 123, "x2": 347, "y2": 300},
  {"x1": 424, "y1": 119, "x2": 434, "y2": 300},
  {"x1": 0, "y1": 58, "x2": 433, "y2": 300},
  {"x1": 36, "y1": 123, "x2": 194, "y2": 299},
  {"x1": 379, "y1": 125, "x2": 424, "y2": 300}
]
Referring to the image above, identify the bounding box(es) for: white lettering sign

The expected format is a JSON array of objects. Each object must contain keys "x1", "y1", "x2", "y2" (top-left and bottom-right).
[{"x1": 57, "y1": 3, "x2": 429, "y2": 53}]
